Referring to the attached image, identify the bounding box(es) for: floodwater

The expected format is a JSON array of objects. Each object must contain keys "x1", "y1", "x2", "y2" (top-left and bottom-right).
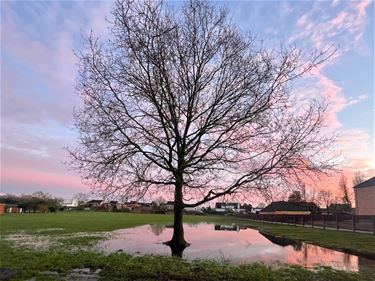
[{"x1": 97, "y1": 223, "x2": 375, "y2": 271}]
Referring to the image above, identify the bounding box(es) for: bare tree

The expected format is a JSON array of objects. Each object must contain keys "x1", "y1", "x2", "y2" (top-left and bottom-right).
[
  {"x1": 69, "y1": 0, "x2": 336, "y2": 255},
  {"x1": 339, "y1": 175, "x2": 352, "y2": 208},
  {"x1": 153, "y1": 196, "x2": 166, "y2": 206},
  {"x1": 352, "y1": 170, "x2": 366, "y2": 186},
  {"x1": 73, "y1": 192, "x2": 89, "y2": 205},
  {"x1": 288, "y1": 191, "x2": 303, "y2": 202},
  {"x1": 317, "y1": 189, "x2": 332, "y2": 213}
]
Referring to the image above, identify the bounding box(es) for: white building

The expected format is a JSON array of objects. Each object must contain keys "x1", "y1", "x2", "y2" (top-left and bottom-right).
[
  {"x1": 63, "y1": 199, "x2": 79, "y2": 208},
  {"x1": 215, "y1": 202, "x2": 245, "y2": 213}
]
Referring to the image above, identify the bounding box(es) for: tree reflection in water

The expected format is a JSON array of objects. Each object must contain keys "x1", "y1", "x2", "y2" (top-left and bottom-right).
[{"x1": 97, "y1": 223, "x2": 375, "y2": 271}]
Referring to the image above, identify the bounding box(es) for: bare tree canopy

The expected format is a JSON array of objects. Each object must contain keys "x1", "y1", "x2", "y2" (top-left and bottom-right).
[
  {"x1": 69, "y1": 0, "x2": 337, "y2": 253},
  {"x1": 317, "y1": 189, "x2": 332, "y2": 213},
  {"x1": 352, "y1": 170, "x2": 366, "y2": 186},
  {"x1": 339, "y1": 175, "x2": 352, "y2": 207},
  {"x1": 288, "y1": 191, "x2": 303, "y2": 202}
]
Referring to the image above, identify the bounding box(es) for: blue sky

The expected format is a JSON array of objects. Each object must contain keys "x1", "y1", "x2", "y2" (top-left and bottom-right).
[{"x1": 1, "y1": 0, "x2": 374, "y2": 200}]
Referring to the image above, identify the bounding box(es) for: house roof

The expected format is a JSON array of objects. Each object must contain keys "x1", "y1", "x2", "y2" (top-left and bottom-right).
[
  {"x1": 353, "y1": 176, "x2": 375, "y2": 189},
  {"x1": 261, "y1": 201, "x2": 318, "y2": 212},
  {"x1": 329, "y1": 203, "x2": 349, "y2": 207},
  {"x1": 87, "y1": 199, "x2": 102, "y2": 203}
]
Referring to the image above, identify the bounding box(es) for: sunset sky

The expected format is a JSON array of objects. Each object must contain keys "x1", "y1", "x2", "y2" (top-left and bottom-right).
[{"x1": 1, "y1": 0, "x2": 374, "y2": 202}]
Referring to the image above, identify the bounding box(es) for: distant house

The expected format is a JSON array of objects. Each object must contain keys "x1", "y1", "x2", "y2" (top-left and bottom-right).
[
  {"x1": 123, "y1": 201, "x2": 141, "y2": 211},
  {"x1": 0, "y1": 204, "x2": 5, "y2": 215},
  {"x1": 115, "y1": 202, "x2": 125, "y2": 210},
  {"x1": 185, "y1": 207, "x2": 204, "y2": 215},
  {"x1": 166, "y1": 201, "x2": 174, "y2": 211},
  {"x1": 251, "y1": 207, "x2": 263, "y2": 214},
  {"x1": 108, "y1": 201, "x2": 118, "y2": 211},
  {"x1": 86, "y1": 199, "x2": 103, "y2": 209},
  {"x1": 215, "y1": 202, "x2": 247, "y2": 213},
  {"x1": 328, "y1": 203, "x2": 351, "y2": 214},
  {"x1": 260, "y1": 201, "x2": 320, "y2": 215},
  {"x1": 354, "y1": 176, "x2": 375, "y2": 215},
  {"x1": 63, "y1": 199, "x2": 79, "y2": 208},
  {"x1": 139, "y1": 202, "x2": 152, "y2": 208},
  {"x1": 1, "y1": 203, "x2": 23, "y2": 214}
]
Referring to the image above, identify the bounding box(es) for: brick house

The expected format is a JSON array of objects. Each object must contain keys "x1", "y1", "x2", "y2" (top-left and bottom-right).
[{"x1": 354, "y1": 176, "x2": 375, "y2": 215}]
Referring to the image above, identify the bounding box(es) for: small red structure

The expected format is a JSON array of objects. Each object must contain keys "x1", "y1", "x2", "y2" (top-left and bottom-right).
[
  {"x1": 0, "y1": 204, "x2": 5, "y2": 215},
  {"x1": 8, "y1": 206, "x2": 23, "y2": 213}
]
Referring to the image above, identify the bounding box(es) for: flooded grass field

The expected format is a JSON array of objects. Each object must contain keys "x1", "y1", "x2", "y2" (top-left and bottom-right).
[
  {"x1": 3, "y1": 219, "x2": 375, "y2": 272},
  {"x1": 2, "y1": 213, "x2": 375, "y2": 280},
  {"x1": 96, "y1": 223, "x2": 375, "y2": 271}
]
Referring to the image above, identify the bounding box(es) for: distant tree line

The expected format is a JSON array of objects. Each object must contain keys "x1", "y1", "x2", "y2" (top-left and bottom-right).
[{"x1": 0, "y1": 191, "x2": 63, "y2": 213}]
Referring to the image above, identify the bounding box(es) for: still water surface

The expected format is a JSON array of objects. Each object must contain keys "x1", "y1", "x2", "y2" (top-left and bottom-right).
[{"x1": 97, "y1": 223, "x2": 375, "y2": 271}]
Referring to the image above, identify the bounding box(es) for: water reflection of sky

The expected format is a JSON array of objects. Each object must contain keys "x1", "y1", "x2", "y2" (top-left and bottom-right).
[{"x1": 97, "y1": 223, "x2": 375, "y2": 272}]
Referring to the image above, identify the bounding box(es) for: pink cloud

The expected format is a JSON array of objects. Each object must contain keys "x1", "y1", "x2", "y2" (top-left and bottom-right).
[
  {"x1": 2, "y1": 168, "x2": 85, "y2": 190},
  {"x1": 338, "y1": 129, "x2": 375, "y2": 171},
  {"x1": 356, "y1": 0, "x2": 372, "y2": 16},
  {"x1": 295, "y1": 0, "x2": 372, "y2": 53},
  {"x1": 1, "y1": 2, "x2": 113, "y2": 198}
]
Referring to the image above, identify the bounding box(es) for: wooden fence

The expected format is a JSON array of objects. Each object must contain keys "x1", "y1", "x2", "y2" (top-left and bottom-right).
[{"x1": 235, "y1": 213, "x2": 375, "y2": 234}]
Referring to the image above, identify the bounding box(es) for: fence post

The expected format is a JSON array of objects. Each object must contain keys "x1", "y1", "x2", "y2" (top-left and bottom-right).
[
  {"x1": 302, "y1": 216, "x2": 305, "y2": 227},
  {"x1": 372, "y1": 216, "x2": 375, "y2": 235},
  {"x1": 294, "y1": 215, "x2": 297, "y2": 226},
  {"x1": 352, "y1": 215, "x2": 356, "y2": 233},
  {"x1": 323, "y1": 215, "x2": 325, "y2": 230},
  {"x1": 311, "y1": 215, "x2": 314, "y2": 228},
  {"x1": 336, "y1": 214, "x2": 339, "y2": 231}
]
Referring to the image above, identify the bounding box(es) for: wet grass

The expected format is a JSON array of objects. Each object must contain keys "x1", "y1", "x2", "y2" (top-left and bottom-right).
[
  {"x1": 0, "y1": 212, "x2": 235, "y2": 234},
  {"x1": 1, "y1": 212, "x2": 375, "y2": 280},
  {"x1": 236, "y1": 220, "x2": 375, "y2": 259},
  {"x1": 1, "y1": 240, "x2": 375, "y2": 281},
  {"x1": 1, "y1": 212, "x2": 374, "y2": 257}
]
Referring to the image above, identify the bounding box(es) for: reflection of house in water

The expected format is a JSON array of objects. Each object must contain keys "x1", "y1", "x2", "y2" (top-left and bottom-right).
[
  {"x1": 214, "y1": 224, "x2": 241, "y2": 231},
  {"x1": 259, "y1": 232, "x2": 302, "y2": 251},
  {"x1": 150, "y1": 224, "x2": 165, "y2": 236}
]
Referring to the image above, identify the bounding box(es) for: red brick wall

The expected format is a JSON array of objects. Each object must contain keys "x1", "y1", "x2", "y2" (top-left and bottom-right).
[{"x1": 355, "y1": 186, "x2": 375, "y2": 215}]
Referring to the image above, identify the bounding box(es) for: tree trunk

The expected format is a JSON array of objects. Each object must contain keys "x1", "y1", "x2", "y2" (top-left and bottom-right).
[{"x1": 166, "y1": 180, "x2": 189, "y2": 256}]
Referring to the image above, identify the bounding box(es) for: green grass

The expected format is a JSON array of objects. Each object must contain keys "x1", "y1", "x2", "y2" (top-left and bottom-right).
[
  {"x1": 1, "y1": 212, "x2": 375, "y2": 280},
  {"x1": 0, "y1": 212, "x2": 235, "y2": 234}
]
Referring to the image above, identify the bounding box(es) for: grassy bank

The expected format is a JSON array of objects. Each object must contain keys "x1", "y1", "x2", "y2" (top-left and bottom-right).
[
  {"x1": 237, "y1": 220, "x2": 375, "y2": 259},
  {"x1": 1, "y1": 212, "x2": 375, "y2": 280},
  {"x1": 0, "y1": 212, "x2": 234, "y2": 234}
]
